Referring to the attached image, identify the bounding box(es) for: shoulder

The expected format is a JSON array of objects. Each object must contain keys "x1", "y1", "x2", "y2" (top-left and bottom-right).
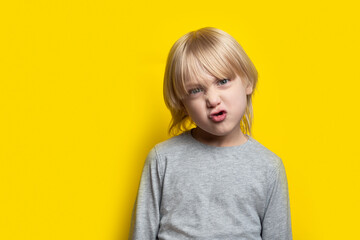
[
  {"x1": 143, "y1": 131, "x2": 191, "y2": 164},
  {"x1": 143, "y1": 132, "x2": 191, "y2": 177},
  {"x1": 246, "y1": 137, "x2": 285, "y2": 180},
  {"x1": 152, "y1": 131, "x2": 192, "y2": 156}
]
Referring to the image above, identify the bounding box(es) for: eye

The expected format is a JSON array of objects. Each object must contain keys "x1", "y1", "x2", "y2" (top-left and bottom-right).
[
  {"x1": 189, "y1": 87, "x2": 203, "y2": 95},
  {"x1": 218, "y1": 79, "x2": 229, "y2": 85}
]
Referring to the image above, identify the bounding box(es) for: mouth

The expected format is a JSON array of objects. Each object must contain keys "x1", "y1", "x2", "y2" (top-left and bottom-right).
[
  {"x1": 211, "y1": 110, "x2": 226, "y2": 116},
  {"x1": 210, "y1": 110, "x2": 227, "y2": 122}
]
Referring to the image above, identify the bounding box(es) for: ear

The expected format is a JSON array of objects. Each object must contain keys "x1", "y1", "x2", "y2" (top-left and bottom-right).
[{"x1": 245, "y1": 83, "x2": 253, "y2": 95}]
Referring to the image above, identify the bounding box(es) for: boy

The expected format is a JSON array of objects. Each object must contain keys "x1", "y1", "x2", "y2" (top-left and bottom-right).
[{"x1": 129, "y1": 27, "x2": 292, "y2": 239}]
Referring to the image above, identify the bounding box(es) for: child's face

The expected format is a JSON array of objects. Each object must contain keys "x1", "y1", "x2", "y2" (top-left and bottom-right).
[{"x1": 182, "y1": 73, "x2": 253, "y2": 142}]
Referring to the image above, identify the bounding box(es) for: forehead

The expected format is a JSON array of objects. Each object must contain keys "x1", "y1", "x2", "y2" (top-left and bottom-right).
[
  {"x1": 183, "y1": 58, "x2": 232, "y2": 88},
  {"x1": 184, "y1": 71, "x2": 217, "y2": 87}
]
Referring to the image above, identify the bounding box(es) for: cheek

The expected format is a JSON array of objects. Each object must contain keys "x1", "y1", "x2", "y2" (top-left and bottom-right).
[
  {"x1": 186, "y1": 105, "x2": 200, "y2": 116},
  {"x1": 184, "y1": 102, "x2": 204, "y2": 118},
  {"x1": 229, "y1": 87, "x2": 247, "y2": 101},
  {"x1": 225, "y1": 91, "x2": 247, "y2": 110}
]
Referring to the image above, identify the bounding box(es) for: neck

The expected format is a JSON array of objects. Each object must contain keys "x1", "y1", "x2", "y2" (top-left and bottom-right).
[{"x1": 191, "y1": 127, "x2": 248, "y2": 147}]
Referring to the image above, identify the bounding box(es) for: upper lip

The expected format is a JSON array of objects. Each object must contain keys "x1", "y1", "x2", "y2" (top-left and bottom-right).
[{"x1": 209, "y1": 109, "x2": 226, "y2": 118}]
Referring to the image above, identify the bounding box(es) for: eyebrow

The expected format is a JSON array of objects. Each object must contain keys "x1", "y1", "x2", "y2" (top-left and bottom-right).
[
  {"x1": 185, "y1": 83, "x2": 202, "y2": 89},
  {"x1": 185, "y1": 77, "x2": 223, "y2": 89}
]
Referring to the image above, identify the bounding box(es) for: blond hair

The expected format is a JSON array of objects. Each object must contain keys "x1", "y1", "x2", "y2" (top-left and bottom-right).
[{"x1": 163, "y1": 27, "x2": 258, "y2": 137}]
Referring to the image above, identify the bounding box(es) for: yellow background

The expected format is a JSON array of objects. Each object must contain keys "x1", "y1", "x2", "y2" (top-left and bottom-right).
[{"x1": 1, "y1": 0, "x2": 359, "y2": 239}]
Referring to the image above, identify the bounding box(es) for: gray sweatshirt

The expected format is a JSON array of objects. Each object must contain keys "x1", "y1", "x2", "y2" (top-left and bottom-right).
[{"x1": 129, "y1": 130, "x2": 292, "y2": 240}]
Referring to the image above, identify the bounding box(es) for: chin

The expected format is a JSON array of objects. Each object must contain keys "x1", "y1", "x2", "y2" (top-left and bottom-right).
[{"x1": 204, "y1": 129, "x2": 232, "y2": 137}]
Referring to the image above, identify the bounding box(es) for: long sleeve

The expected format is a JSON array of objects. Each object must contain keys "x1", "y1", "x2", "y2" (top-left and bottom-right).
[
  {"x1": 129, "y1": 147, "x2": 163, "y2": 240},
  {"x1": 261, "y1": 159, "x2": 292, "y2": 240}
]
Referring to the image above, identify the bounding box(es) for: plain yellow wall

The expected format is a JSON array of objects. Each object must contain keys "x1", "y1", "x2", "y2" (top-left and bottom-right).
[{"x1": 1, "y1": 0, "x2": 359, "y2": 239}]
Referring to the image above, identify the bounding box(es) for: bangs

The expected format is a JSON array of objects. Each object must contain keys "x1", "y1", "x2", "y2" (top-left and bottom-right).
[{"x1": 173, "y1": 36, "x2": 240, "y2": 99}]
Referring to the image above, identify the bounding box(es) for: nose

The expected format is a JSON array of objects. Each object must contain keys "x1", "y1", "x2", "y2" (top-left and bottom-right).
[{"x1": 205, "y1": 89, "x2": 221, "y2": 108}]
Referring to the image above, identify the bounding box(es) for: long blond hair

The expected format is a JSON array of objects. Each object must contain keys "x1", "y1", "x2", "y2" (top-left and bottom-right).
[{"x1": 163, "y1": 27, "x2": 258, "y2": 136}]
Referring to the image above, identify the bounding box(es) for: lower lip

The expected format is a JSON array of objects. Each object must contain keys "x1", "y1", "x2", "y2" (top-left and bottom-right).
[{"x1": 211, "y1": 112, "x2": 226, "y2": 122}]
